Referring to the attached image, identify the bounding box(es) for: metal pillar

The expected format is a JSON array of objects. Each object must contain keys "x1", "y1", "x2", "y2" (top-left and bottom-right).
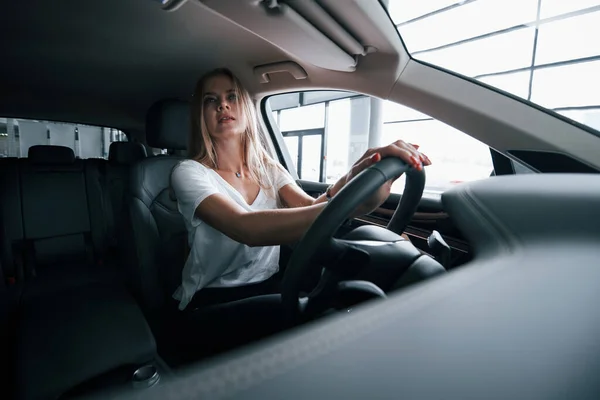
[
  {"x1": 6, "y1": 118, "x2": 15, "y2": 157},
  {"x1": 368, "y1": 0, "x2": 389, "y2": 149}
]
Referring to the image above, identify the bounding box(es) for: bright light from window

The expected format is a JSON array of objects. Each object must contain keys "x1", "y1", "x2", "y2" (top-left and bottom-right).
[{"x1": 387, "y1": 0, "x2": 600, "y2": 133}]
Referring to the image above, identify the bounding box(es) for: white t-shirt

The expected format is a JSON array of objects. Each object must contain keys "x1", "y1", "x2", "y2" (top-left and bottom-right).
[{"x1": 170, "y1": 159, "x2": 296, "y2": 310}]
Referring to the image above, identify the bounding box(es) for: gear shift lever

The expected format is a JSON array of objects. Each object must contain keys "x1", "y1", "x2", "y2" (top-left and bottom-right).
[{"x1": 427, "y1": 230, "x2": 451, "y2": 269}]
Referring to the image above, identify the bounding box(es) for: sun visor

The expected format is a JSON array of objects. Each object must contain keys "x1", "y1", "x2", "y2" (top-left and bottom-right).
[{"x1": 196, "y1": 0, "x2": 365, "y2": 72}]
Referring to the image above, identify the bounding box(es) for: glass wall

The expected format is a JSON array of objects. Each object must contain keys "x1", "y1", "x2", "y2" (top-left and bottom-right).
[
  {"x1": 390, "y1": 0, "x2": 600, "y2": 131},
  {"x1": 269, "y1": 91, "x2": 493, "y2": 194},
  {"x1": 0, "y1": 117, "x2": 126, "y2": 159}
]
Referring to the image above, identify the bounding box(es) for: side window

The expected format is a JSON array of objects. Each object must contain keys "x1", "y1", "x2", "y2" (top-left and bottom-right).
[
  {"x1": 267, "y1": 91, "x2": 494, "y2": 194},
  {"x1": 0, "y1": 117, "x2": 127, "y2": 159}
]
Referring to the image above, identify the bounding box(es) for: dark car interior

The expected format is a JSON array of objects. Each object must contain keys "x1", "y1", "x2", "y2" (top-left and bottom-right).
[{"x1": 2, "y1": 0, "x2": 600, "y2": 399}]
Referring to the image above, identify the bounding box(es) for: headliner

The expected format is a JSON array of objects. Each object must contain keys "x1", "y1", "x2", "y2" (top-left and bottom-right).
[{"x1": 0, "y1": 0, "x2": 292, "y2": 134}]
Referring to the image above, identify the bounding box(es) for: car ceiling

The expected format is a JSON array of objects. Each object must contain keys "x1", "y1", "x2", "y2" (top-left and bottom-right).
[
  {"x1": 0, "y1": 0, "x2": 296, "y2": 133},
  {"x1": 0, "y1": 0, "x2": 405, "y2": 138}
]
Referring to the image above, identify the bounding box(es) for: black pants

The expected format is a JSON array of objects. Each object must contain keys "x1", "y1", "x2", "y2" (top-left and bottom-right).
[
  {"x1": 186, "y1": 272, "x2": 282, "y2": 310},
  {"x1": 172, "y1": 273, "x2": 286, "y2": 364}
]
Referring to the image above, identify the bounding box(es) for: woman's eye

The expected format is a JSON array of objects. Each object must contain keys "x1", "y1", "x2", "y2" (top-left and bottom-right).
[
  {"x1": 204, "y1": 97, "x2": 216, "y2": 104},
  {"x1": 227, "y1": 93, "x2": 237, "y2": 102}
]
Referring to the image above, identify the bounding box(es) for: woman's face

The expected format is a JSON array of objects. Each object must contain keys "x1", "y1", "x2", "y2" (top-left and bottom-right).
[{"x1": 201, "y1": 74, "x2": 247, "y2": 138}]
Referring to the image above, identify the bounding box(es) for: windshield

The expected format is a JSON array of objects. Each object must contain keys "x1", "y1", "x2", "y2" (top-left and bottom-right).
[{"x1": 388, "y1": 0, "x2": 600, "y2": 132}]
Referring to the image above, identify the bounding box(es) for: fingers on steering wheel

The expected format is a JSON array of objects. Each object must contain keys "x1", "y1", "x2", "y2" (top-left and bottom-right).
[
  {"x1": 352, "y1": 152, "x2": 380, "y2": 177},
  {"x1": 399, "y1": 141, "x2": 430, "y2": 168},
  {"x1": 380, "y1": 144, "x2": 422, "y2": 171},
  {"x1": 409, "y1": 143, "x2": 432, "y2": 166}
]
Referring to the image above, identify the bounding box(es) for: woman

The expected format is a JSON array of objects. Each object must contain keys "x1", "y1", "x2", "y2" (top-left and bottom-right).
[{"x1": 171, "y1": 68, "x2": 431, "y2": 312}]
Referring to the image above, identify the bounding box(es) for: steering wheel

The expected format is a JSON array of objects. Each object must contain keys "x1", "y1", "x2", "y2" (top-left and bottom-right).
[{"x1": 281, "y1": 157, "x2": 426, "y2": 322}]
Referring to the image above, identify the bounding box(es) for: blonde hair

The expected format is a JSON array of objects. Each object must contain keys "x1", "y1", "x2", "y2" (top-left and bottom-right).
[{"x1": 189, "y1": 68, "x2": 280, "y2": 194}]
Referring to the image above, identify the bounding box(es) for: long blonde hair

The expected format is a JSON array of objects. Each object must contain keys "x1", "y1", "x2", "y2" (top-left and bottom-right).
[{"x1": 189, "y1": 68, "x2": 279, "y2": 193}]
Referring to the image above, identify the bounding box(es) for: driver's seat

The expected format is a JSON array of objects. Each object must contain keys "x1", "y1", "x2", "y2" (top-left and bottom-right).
[
  {"x1": 127, "y1": 99, "x2": 189, "y2": 322},
  {"x1": 127, "y1": 100, "x2": 284, "y2": 365}
]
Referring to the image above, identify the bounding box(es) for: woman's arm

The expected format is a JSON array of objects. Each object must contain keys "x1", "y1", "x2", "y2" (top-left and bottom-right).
[
  {"x1": 278, "y1": 181, "x2": 339, "y2": 208},
  {"x1": 195, "y1": 193, "x2": 326, "y2": 247},
  {"x1": 197, "y1": 140, "x2": 431, "y2": 247}
]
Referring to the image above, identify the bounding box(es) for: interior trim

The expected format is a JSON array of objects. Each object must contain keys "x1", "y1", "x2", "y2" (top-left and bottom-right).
[
  {"x1": 254, "y1": 61, "x2": 308, "y2": 84},
  {"x1": 374, "y1": 207, "x2": 449, "y2": 221},
  {"x1": 197, "y1": 0, "x2": 358, "y2": 72},
  {"x1": 354, "y1": 216, "x2": 470, "y2": 254}
]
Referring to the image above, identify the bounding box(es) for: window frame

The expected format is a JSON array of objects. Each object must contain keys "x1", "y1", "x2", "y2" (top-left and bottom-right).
[{"x1": 261, "y1": 90, "x2": 506, "y2": 190}]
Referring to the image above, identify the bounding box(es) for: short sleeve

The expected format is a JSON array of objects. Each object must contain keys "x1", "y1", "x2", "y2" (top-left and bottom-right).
[
  {"x1": 171, "y1": 160, "x2": 218, "y2": 227},
  {"x1": 271, "y1": 163, "x2": 296, "y2": 190}
]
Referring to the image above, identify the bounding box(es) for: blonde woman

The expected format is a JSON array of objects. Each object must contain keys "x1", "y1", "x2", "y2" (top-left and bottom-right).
[{"x1": 171, "y1": 68, "x2": 431, "y2": 312}]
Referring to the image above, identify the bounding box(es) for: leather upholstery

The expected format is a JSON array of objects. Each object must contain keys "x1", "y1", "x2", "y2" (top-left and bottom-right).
[
  {"x1": 0, "y1": 145, "x2": 158, "y2": 399},
  {"x1": 16, "y1": 282, "x2": 156, "y2": 400},
  {"x1": 0, "y1": 158, "x2": 24, "y2": 281},
  {"x1": 128, "y1": 100, "x2": 189, "y2": 315},
  {"x1": 129, "y1": 156, "x2": 187, "y2": 313},
  {"x1": 104, "y1": 142, "x2": 148, "y2": 267},
  {"x1": 145, "y1": 99, "x2": 189, "y2": 150},
  {"x1": 28, "y1": 145, "x2": 75, "y2": 164},
  {"x1": 108, "y1": 142, "x2": 147, "y2": 165}
]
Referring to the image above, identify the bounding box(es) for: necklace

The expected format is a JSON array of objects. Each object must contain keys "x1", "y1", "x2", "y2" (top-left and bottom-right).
[{"x1": 217, "y1": 165, "x2": 243, "y2": 178}]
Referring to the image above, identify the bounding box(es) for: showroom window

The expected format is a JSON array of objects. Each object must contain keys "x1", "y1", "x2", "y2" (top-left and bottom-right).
[
  {"x1": 390, "y1": 0, "x2": 600, "y2": 132},
  {"x1": 267, "y1": 92, "x2": 493, "y2": 194},
  {"x1": 0, "y1": 118, "x2": 127, "y2": 159}
]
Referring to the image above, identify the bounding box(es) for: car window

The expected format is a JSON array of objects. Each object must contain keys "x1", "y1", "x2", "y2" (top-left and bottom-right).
[
  {"x1": 0, "y1": 117, "x2": 127, "y2": 159},
  {"x1": 389, "y1": 0, "x2": 600, "y2": 132},
  {"x1": 267, "y1": 91, "x2": 493, "y2": 194}
]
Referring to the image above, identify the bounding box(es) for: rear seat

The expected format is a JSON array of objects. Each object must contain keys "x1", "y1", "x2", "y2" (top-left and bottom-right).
[
  {"x1": 17, "y1": 145, "x2": 118, "y2": 299},
  {"x1": 0, "y1": 145, "x2": 156, "y2": 399}
]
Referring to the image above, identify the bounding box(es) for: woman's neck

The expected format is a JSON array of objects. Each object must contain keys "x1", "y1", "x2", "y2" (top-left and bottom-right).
[{"x1": 213, "y1": 136, "x2": 245, "y2": 173}]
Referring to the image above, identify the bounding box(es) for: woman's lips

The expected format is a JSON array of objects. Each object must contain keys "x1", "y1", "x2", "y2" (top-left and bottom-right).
[{"x1": 218, "y1": 116, "x2": 235, "y2": 124}]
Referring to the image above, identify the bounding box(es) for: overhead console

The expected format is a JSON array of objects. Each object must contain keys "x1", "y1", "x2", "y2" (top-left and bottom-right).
[{"x1": 190, "y1": 0, "x2": 373, "y2": 72}]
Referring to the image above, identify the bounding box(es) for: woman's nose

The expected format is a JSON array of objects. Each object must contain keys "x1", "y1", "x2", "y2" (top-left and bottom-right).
[{"x1": 217, "y1": 99, "x2": 230, "y2": 111}]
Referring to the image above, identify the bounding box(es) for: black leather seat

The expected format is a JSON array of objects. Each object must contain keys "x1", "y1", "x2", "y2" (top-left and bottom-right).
[
  {"x1": 17, "y1": 146, "x2": 118, "y2": 300},
  {"x1": 16, "y1": 282, "x2": 156, "y2": 400},
  {"x1": 127, "y1": 100, "x2": 189, "y2": 320},
  {"x1": 128, "y1": 100, "x2": 287, "y2": 367},
  {"x1": 102, "y1": 142, "x2": 148, "y2": 265},
  {"x1": 0, "y1": 145, "x2": 157, "y2": 399}
]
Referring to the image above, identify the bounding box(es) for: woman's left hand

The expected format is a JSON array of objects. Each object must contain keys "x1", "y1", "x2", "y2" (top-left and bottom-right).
[{"x1": 332, "y1": 140, "x2": 432, "y2": 215}]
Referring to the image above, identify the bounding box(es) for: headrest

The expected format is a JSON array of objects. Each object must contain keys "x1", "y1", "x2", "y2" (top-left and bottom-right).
[
  {"x1": 108, "y1": 142, "x2": 148, "y2": 165},
  {"x1": 28, "y1": 145, "x2": 75, "y2": 165},
  {"x1": 146, "y1": 99, "x2": 189, "y2": 150}
]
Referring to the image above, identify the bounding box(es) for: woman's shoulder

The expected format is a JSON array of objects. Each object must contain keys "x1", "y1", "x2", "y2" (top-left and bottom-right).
[
  {"x1": 262, "y1": 156, "x2": 285, "y2": 175},
  {"x1": 173, "y1": 159, "x2": 209, "y2": 174},
  {"x1": 171, "y1": 159, "x2": 214, "y2": 184}
]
